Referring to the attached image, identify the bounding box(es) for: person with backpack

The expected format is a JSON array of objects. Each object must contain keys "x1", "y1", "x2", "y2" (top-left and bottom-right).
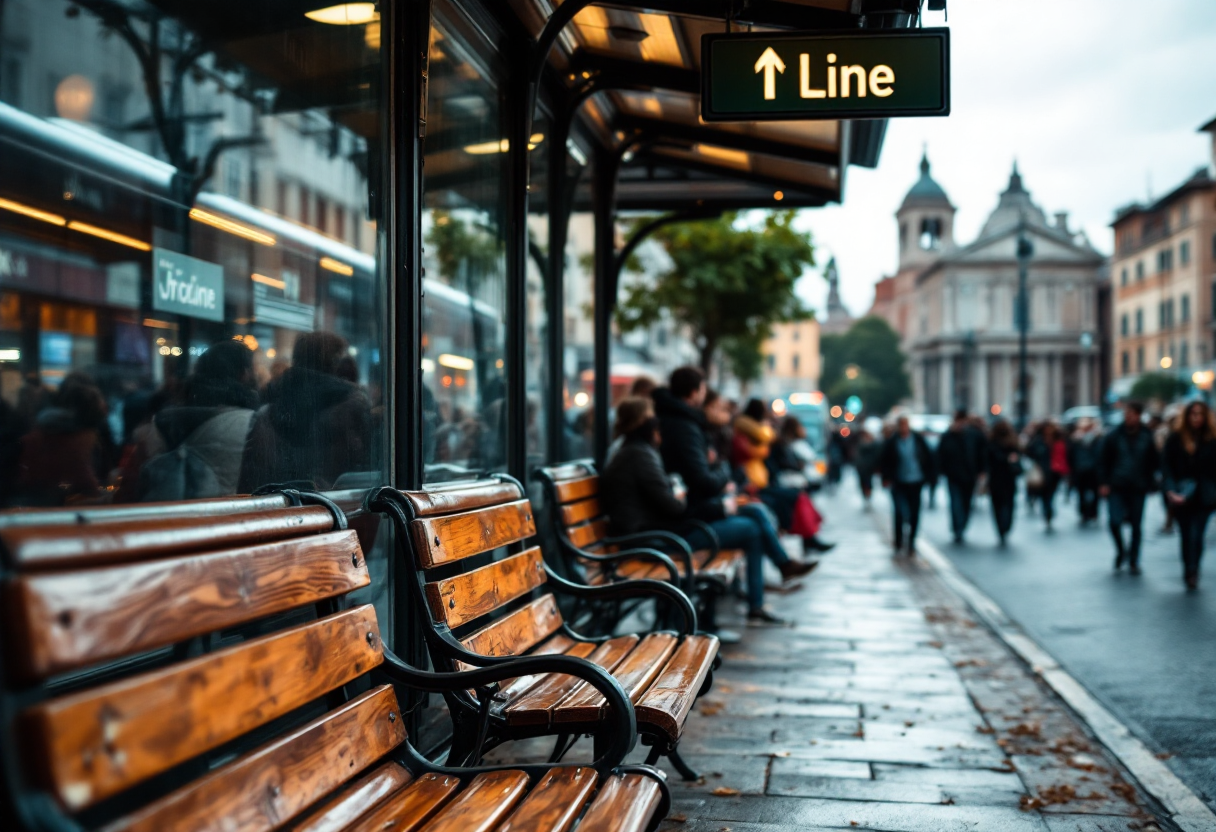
[{"x1": 135, "y1": 340, "x2": 258, "y2": 501}]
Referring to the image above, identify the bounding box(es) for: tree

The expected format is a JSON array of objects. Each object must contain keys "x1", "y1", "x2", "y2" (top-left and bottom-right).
[
  {"x1": 820, "y1": 316, "x2": 911, "y2": 417},
  {"x1": 615, "y1": 211, "x2": 813, "y2": 375},
  {"x1": 1129, "y1": 372, "x2": 1188, "y2": 404},
  {"x1": 720, "y1": 331, "x2": 768, "y2": 388}
]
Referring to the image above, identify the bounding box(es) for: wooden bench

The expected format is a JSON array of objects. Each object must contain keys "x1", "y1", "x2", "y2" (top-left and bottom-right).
[
  {"x1": 369, "y1": 478, "x2": 719, "y2": 781},
  {"x1": 534, "y1": 463, "x2": 744, "y2": 632},
  {"x1": 0, "y1": 493, "x2": 671, "y2": 832}
]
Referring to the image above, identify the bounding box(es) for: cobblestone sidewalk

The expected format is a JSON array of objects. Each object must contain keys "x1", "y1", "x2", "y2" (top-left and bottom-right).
[{"x1": 655, "y1": 490, "x2": 1171, "y2": 832}]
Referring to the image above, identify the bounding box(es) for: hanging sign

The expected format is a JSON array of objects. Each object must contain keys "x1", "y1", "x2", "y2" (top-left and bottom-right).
[
  {"x1": 701, "y1": 29, "x2": 950, "y2": 122},
  {"x1": 152, "y1": 248, "x2": 225, "y2": 322}
]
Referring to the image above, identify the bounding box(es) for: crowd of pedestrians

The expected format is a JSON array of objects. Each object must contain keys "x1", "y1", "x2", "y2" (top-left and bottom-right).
[
  {"x1": 601, "y1": 366, "x2": 830, "y2": 627},
  {"x1": 849, "y1": 401, "x2": 1216, "y2": 590}
]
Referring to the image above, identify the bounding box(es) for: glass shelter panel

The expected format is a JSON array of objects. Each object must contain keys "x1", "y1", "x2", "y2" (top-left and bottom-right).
[
  {"x1": 0, "y1": 0, "x2": 389, "y2": 507},
  {"x1": 421, "y1": 6, "x2": 509, "y2": 482}
]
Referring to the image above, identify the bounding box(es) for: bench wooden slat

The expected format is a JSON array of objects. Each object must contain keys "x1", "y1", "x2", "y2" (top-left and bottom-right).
[
  {"x1": 538, "y1": 462, "x2": 595, "y2": 484},
  {"x1": 566, "y1": 519, "x2": 608, "y2": 550},
  {"x1": 501, "y1": 636, "x2": 638, "y2": 727},
  {"x1": 559, "y1": 498, "x2": 601, "y2": 528},
  {"x1": 552, "y1": 476, "x2": 598, "y2": 506},
  {"x1": 495, "y1": 766, "x2": 598, "y2": 832},
  {"x1": 286, "y1": 762, "x2": 413, "y2": 832},
  {"x1": 401, "y1": 481, "x2": 523, "y2": 518},
  {"x1": 424, "y1": 547, "x2": 547, "y2": 629},
  {"x1": 411, "y1": 499, "x2": 535, "y2": 568},
  {"x1": 9, "y1": 529, "x2": 367, "y2": 681},
  {"x1": 554, "y1": 633, "x2": 678, "y2": 726},
  {"x1": 459, "y1": 595, "x2": 562, "y2": 659},
  {"x1": 491, "y1": 635, "x2": 580, "y2": 705},
  {"x1": 419, "y1": 770, "x2": 529, "y2": 832},
  {"x1": 2, "y1": 507, "x2": 336, "y2": 570},
  {"x1": 101, "y1": 685, "x2": 405, "y2": 832},
  {"x1": 0, "y1": 495, "x2": 292, "y2": 530},
  {"x1": 29, "y1": 605, "x2": 383, "y2": 810},
  {"x1": 344, "y1": 771, "x2": 462, "y2": 832},
  {"x1": 574, "y1": 773, "x2": 664, "y2": 832},
  {"x1": 636, "y1": 633, "x2": 720, "y2": 741}
]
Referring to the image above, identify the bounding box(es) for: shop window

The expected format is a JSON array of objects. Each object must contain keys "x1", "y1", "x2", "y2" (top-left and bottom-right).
[
  {"x1": 0, "y1": 1, "x2": 390, "y2": 509},
  {"x1": 421, "y1": 6, "x2": 509, "y2": 479}
]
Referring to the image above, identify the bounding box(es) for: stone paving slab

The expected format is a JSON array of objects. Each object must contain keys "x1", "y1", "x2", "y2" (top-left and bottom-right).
[{"x1": 653, "y1": 488, "x2": 1170, "y2": 832}]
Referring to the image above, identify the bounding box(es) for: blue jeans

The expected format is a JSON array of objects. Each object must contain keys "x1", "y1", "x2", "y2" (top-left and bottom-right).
[
  {"x1": 682, "y1": 506, "x2": 790, "y2": 610},
  {"x1": 947, "y1": 480, "x2": 975, "y2": 537}
]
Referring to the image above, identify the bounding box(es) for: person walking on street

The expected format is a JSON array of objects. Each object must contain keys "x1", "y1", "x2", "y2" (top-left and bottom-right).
[
  {"x1": 854, "y1": 428, "x2": 882, "y2": 509},
  {"x1": 1098, "y1": 402, "x2": 1159, "y2": 575},
  {"x1": 986, "y1": 419, "x2": 1022, "y2": 546},
  {"x1": 1161, "y1": 401, "x2": 1216, "y2": 590},
  {"x1": 880, "y1": 415, "x2": 937, "y2": 557},
  {"x1": 1069, "y1": 418, "x2": 1103, "y2": 526},
  {"x1": 937, "y1": 409, "x2": 987, "y2": 544},
  {"x1": 1027, "y1": 422, "x2": 1069, "y2": 532}
]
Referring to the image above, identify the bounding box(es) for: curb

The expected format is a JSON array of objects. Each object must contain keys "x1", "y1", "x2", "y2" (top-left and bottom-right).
[{"x1": 913, "y1": 535, "x2": 1216, "y2": 832}]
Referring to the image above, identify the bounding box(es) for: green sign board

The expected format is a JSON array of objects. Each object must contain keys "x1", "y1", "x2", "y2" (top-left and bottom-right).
[
  {"x1": 701, "y1": 29, "x2": 950, "y2": 122},
  {"x1": 152, "y1": 248, "x2": 225, "y2": 322}
]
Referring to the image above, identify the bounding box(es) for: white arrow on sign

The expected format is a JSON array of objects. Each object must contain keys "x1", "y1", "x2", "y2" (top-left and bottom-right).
[{"x1": 754, "y1": 47, "x2": 786, "y2": 100}]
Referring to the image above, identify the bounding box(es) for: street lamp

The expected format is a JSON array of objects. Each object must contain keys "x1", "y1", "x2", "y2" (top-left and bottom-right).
[{"x1": 1015, "y1": 215, "x2": 1034, "y2": 431}]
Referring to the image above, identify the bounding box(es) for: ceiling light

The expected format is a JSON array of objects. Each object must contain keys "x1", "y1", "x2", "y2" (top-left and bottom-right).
[
  {"x1": 305, "y1": 3, "x2": 378, "y2": 25},
  {"x1": 67, "y1": 221, "x2": 150, "y2": 251},
  {"x1": 251, "y1": 273, "x2": 286, "y2": 289},
  {"x1": 464, "y1": 139, "x2": 510, "y2": 155},
  {"x1": 437, "y1": 353, "x2": 475, "y2": 371},
  {"x1": 695, "y1": 144, "x2": 749, "y2": 168},
  {"x1": 190, "y1": 208, "x2": 276, "y2": 246},
  {"x1": 0, "y1": 197, "x2": 66, "y2": 226},
  {"x1": 319, "y1": 256, "x2": 354, "y2": 276}
]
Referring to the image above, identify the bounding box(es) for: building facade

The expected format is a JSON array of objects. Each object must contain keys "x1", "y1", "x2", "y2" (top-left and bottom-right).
[
  {"x1": 872, "y1": 154, "x2": 1106, "y2": 417},
  {"x1": 1109, "y1": 121, "x2": 1216, "y2": 389},
  {"x1": 760, "y1": 318, "x2": 821, "y2": 397}
]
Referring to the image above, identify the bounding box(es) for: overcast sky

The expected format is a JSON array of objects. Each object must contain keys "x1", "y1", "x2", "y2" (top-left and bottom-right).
[{"x1": 792, "y1": 0, "x2": 1216, "y2": 318}]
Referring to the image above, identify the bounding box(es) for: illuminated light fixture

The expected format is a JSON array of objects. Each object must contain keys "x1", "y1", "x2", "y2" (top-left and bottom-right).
[
  {"x1": 190, "y1": 208, "x2": 276, "y2": 246},
  {"x1": 267, "y1": 348, "x2": 277, "y2": 359},
  {"x1": 840, "y1": 426, "x2": 851, "y2": 437},
  {"x1": 0, "y1": 348, "x2": 21, "y2": 361},
  {"x1": 305, "y1": 3, "x2": 377, "y2": 25},
  {"x1": 158, "y1": 345, "x2": 171, "y2": 356},
  {"x1": 530, "y1": 133, "x2": 544, "y2": 144},
  {"x1": 844, "y1": 412, "x2": 855, "y2": 422},
  {"x1": 991, "y1": 404, "x2": 1002, "y2": 415},
  {"x1": 771, "y1": 399, "x2": 787, "y2": 415},
  {"x1": 170, "y1": 346, "x2": 183, "y2": 356},
  {"x1": 364, "y1": 20, "x2": 381, "y2": 49},
  {"x1": 829, "y1": 405, "x2": 843, "y2": 418},
  {"x1": 437, "y1": 353, "x2": 475, "y2": 371},
  {"x1": 464, "y1": 139, "x2": 510, "y2": 155},
  {"x1": 638, "y1": 13, "x2": 682, "y2": 66},
  {"x1": 1193, "y1": 370, "x2": 1215, "y2": 390},
  {"x1": 695, "y1": 144, "x2": 749, "y2": 168},
  {"x1": 143, "y1": 318, "x2": 175, "y2": 329},
  {"x1": 1160, "y1": 356, "x2": 1173, "y2": 369},
  {"x1": 0, "y1": 197, "x2": 66, "y2": 226},
  {"x1": 441, "y1": 375, "x2": 453, "y2": 388},
  {"x1": 573, "y1": 391, "x2": 590, "y2": 408},
  {"x1": 67, "y1": 221, "x2": 150, "y2": 251},
  {"x1": 495, "y1": 358, "x2": 504, "y2": 369},
  {"x1": 421, "y1": 358, "x2": 436, "y2": 373},
  {"x1": 773, "y1": 190, "x2": 784, "y2": 201},
  {"x1": 251, "y1": 273, "x2": 286, "y2": 289},
  {"x1": 243, "y1": 335, "x2": 259, "y2": 351},
  {"x1": 319, "y1": 256, "x2": 354, "y2": 276}
]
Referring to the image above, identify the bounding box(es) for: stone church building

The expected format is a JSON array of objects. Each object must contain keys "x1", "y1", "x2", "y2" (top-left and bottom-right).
[{"x1": 870, "y1": 154, "x2": 1106, "y2": 417}]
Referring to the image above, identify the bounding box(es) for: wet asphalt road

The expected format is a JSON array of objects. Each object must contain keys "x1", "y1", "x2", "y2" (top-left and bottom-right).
[{"x1": 901, "y1": 480, "x2": 1216, "y2": 811}]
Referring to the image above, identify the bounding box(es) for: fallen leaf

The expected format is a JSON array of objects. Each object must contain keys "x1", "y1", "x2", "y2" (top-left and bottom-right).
[
  {"x1": 1154, "y1": 752, "x2": 1172, "y2": 760},
  {"x1": 976, "y1": 725, "x2": 995, "y2": 735},
  {"x1": 699, "y1": 700, "x2": 726, "y2": 716},
  {"x1": 1019, "y1": 794, "x2": 1044, "y2": 811},
  {"x1": 668, "y1": 814, "x2": 688, "y2": 823},
  {"x1": 849, "y1": 822, "x2": 859, "y2": 827},
  {"x1": 1037, "y1": 784, "x2": 1077, "y2": 805},
  {"x1": 1111, "y1": 782, "x2": 1138, "y2": 803},
  {"x1": 852, "y1": 727, "x2": 865, "y2": 738},
  {"x1": 711, "y1": 787, "x2": 740, "y2": 797},
  {"x1": 904, "y1": 721, "x2": 915, "y2": 728}
]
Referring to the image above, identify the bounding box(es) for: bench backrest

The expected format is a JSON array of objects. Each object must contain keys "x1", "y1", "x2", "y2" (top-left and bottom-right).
[
  {"x1": 536, "y1": 463, "x2": 612, "y2": 553},
  {"x1": 0, "y1": 500, "x2": 409, "y2": 832},
  {"x1": 394, "y1": 480, "x2": 566, "y2": 667}
]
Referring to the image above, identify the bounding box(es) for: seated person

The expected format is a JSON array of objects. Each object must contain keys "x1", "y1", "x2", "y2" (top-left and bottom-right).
[{"x1": 637, "y1": 367, "x2": 817, "y2": 625}]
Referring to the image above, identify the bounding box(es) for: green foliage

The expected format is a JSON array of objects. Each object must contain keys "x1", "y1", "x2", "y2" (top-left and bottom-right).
[
  {"x1": 615, "y1": 211, "x2": 814, "y2": 373},
  {"x1": 820, "y1": 316, "x2": 911, "y2": 416},
  {"x1": 720, "y1": 330, "x2": 769, "y2": 385},
  {"x1": 426, "y1": 211, "x2": 502, "y2": 286},
  {"x1": 1129, "y1": 372, "x2": 1189, "y2": 403}
]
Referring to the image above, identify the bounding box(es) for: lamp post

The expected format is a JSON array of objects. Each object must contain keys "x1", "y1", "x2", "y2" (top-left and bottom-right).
[{"x1": 1015, "y1": 216, "x2": 1034, "y2": 430}]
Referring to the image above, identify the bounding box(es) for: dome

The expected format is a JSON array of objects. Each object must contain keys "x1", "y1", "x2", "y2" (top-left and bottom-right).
[
  {"x1": 978, "y1": 162, "x2": 1049, "y2": 239},
  {"x1": 899, "y1": 150, "x2": 953, "y2": 212}
]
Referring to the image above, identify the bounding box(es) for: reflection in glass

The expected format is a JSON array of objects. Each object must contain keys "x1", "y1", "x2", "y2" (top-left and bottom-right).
[
  {"x1": 0, "y1": 0, "x2": 388, "y2": 505},
  {"x1": 421, "y1": 9, "x2": 508, "y2": 482}
]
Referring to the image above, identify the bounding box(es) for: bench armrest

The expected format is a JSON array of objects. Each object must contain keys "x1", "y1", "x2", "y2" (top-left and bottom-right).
[
  {"x1": 570, "y1": 546, "x2": 681, "y2": 586},
  {"x1": 544, "y1": 564, "x2": 698, "y2": 636},
  {"x1": 379, "y1": 647, "x2": 636, "y2": 775},
  {"x1": 600, "y1": 531, "x2": 696, "y2": 588}
]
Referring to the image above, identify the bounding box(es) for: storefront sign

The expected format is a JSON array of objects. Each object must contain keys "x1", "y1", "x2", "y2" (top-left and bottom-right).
[
  {"x1": 701, "y1": 29, "x2": 950, "y2": 122},
  {"x1": 152, "y1": 248, "x2": 224, "y2": 322}
]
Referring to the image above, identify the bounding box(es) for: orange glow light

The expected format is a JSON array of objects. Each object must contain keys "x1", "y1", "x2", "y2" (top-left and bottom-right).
[
  {"x1": 990, "y1": 404, "x2": 1002, "y2": 415},
  {"x1": 67, "y1": 221, "x2": 150, "y2": 251}
]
